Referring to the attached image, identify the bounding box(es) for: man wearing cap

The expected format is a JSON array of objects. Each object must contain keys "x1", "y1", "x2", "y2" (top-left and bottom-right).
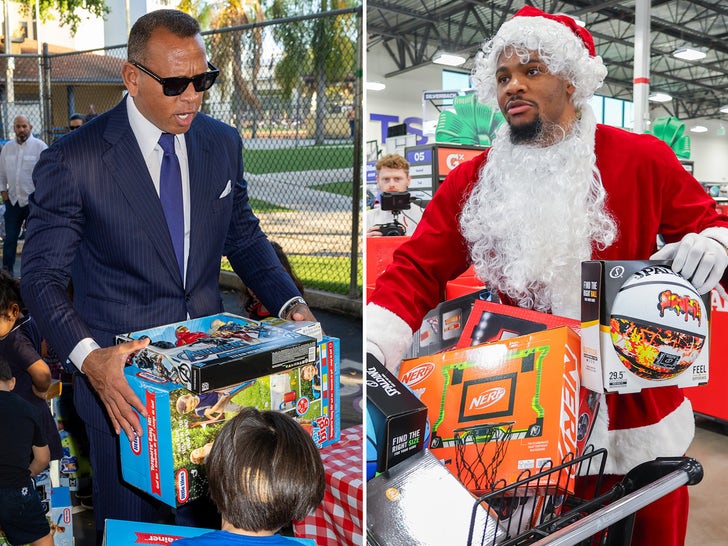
[{"x1": 367, "y1": 6, "x2": 728, "y2": 545}]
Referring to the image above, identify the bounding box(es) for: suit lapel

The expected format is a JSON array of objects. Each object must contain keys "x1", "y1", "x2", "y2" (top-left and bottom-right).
[{"x1": 102, "y1": 101, "x2": 182, "y2": 283}]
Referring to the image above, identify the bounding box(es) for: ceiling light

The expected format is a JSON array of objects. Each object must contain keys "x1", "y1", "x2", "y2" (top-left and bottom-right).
[
  {"x1": 432, "y1": 52, "x2": 466, "y2": 67},
  {"x1": 690, "y1": 125, "x2": 708, "y2": 133},
  {"x1": 648, "y1": 92, "x2": 673, "y2": 103},
  {"x1": 365, "y1": 81, "x2": 386, "y2": 91},
  {"x1": 672, "y1": 47, "x2": 706, "y2": 61},
  {"x1": 720, "y1": 105, "x2": 728, "y2": 114}
]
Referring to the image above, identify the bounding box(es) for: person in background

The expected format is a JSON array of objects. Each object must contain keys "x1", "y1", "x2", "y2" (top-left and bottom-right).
[
  {"x1": 366, "y1": 153, "x2": 424, "y2": 237},
  {"x1": 21, "y1": 8, "x2": 315, "y2": 538},
  {"x1": 68, "y1": 113, "x2": 85, "y2": 131},
  {"x1": 85, "y1": 104, "x2": 98, "y2": 122},
  {"x1": 366, "y1": 7, "x2": 728, "y2": 546},
  {"x1": 0, "y1": 115, "x2": 47, "y2": 276},
  {"x1": 0, "y1": 270, "x2": 62, "y2": 462},
  {"x1": 0, "y1": 357, "x2": 52, "y2": 546},
  {"x1": 172, "y1": 407, "x2": 325, "y2": 546}
]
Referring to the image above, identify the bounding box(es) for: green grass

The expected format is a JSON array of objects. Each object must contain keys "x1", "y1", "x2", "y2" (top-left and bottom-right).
[
  {"x1": 222, "y1": 254, "x2": 362, "y2": 296},
  {"x1": 289, "y1": 255, "x2": 362, "y2": 294},
  {"x1": 248, "y1": 197, "x2": 292, "y2": 213},
  {"x1": 244, "y1": 145, "x2": 353, "y2": 174},
  {"x1": 309, "y1": 181, "x2": 353, "y2": 198}
]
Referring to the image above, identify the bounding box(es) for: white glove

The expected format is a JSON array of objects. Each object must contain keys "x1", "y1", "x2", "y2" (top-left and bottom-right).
[{"x1": 651, "y1": 232, "x2": 728, "y2": 294}]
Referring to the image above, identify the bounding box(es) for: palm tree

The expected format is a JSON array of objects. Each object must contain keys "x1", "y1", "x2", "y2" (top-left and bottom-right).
[
  {"x1": 269, "y1": 0, "x2": 357, "y2": 144},
  {"x1": 182, "y1": 0, "x2": 265, "y2": 135}
]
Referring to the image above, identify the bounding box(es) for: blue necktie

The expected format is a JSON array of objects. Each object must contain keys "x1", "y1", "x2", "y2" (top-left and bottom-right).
[{"x1": 158, "y1": 133, "x2": 184, "y2": 277}]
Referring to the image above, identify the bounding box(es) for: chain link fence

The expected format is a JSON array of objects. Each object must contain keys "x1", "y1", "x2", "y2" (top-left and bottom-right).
[{"x1": 0, "y1": 7, "x2": 362, "y2": 301}]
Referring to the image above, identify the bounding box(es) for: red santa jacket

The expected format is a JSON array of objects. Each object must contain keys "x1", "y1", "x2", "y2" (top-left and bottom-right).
[{"x1": 368, "y1": 124, "x2": 728, "y2": 475}]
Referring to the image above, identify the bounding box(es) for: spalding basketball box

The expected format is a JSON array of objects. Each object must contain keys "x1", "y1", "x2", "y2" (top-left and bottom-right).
[
  {"x1": 581, "y1": 260, "x2": 710, "y2": 394},
  {"x1": 366, "y1": 354, "x2": 428, "y2": 480},
  {"x1": 398, "y1": 327, "x2": 581, "y2": 495},
  {"x1": 120, "y1": 336, "x2": 340, "y2": 507},
  {"x1": 117, "y1": 313, "x2": 317, "y2": 393}
]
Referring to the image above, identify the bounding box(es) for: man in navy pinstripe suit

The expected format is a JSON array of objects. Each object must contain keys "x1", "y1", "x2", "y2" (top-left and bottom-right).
[{"x1": 20, "y1": 9, "x2": 315, "y2": 540}]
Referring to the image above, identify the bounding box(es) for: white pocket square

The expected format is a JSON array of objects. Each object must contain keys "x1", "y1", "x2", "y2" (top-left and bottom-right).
[{"x1": 219, "y1": 180, "x2": 232, "y2": 199}]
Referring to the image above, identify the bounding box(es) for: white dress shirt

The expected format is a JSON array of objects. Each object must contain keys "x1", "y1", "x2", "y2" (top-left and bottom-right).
[{"x1": 0, "y1": 136, "x2": 48, "y2": 206}]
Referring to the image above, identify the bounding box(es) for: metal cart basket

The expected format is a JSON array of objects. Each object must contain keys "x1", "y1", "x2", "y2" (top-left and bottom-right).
[{"x1": 468, "y1": 446, "x2": 703, "y2": 545}]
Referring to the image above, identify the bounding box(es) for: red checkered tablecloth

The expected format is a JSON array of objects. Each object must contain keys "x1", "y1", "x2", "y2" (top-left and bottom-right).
[{"x1": 294, "y1": 424, "x2": 363, "y2": 546}]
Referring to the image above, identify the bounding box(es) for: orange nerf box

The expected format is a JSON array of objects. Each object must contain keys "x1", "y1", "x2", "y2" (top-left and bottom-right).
[{"x1": 398, "y1": 327, "x2": 580, "y2": 495}]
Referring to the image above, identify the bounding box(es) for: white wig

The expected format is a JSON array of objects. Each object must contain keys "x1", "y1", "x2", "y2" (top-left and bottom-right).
[{"x1": 472, "y1": 13, "x2": 607, "y2": 109}]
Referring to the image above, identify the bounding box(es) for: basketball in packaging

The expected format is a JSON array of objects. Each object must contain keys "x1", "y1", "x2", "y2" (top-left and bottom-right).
[{"x1": 609, "y1": 266, "x2": 708, "y2": 380}]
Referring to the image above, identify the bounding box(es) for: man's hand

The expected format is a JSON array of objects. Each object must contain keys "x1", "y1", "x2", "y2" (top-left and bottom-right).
[
  {"x1": 651, "y1": 233, "x2": 728, "y2": 294},
  {"x1": 367, "y1": 225, "x2": 383, "y2": 237},
  {"x1": 289, "y1": 303, "x2": 318, "y2": 323},
  {"x1": 82, "y1": 337, "x2": 150, "y2": 440}
]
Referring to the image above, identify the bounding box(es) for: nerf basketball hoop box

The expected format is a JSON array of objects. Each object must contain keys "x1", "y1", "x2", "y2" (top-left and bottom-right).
[
  {"x1": 581, "y1": 260, "x2": 710, "y2": 394},
  {"x1": 398, "y1": 327, "x2": 581, "y2": 495},
  {"x1": 120, "y1": 336, "x2": 340, "y2": 507},
  {"x1": 117, "y1": 312, "x2": 317, "y2": 393}
]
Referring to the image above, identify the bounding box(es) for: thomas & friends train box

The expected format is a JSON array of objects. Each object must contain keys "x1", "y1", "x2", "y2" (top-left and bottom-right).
[
  {"x1": 581, "y1": 260, "x2": 710, "y2": 393},
  {"x1": 398, "y1": 327, "x2": 581, "y2": 495},
  {"x1": 120, "y1": 336, "x2": 340, "y2": 507},
  {"x1": 117, "y1": 313, "x2": 317, "y2": 393}
]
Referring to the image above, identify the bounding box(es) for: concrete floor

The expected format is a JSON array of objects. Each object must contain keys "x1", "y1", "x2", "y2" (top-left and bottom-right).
[{"x1": 685, "y1": 417, "x2": 728, "y2": 546}]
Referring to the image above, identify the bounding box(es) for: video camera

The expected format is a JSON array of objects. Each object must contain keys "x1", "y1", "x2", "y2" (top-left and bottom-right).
[
  {"x1": 377, "y1": 191, "x2": 411, "y2": 237},
  {"x1": 380, "y1": 191, "x2": 412, "y2": 212}
]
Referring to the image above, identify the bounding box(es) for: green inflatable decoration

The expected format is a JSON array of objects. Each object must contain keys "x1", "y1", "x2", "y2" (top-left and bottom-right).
[
  {"x1": 647, "y1": 116, "x2": 691, "y2": 159},
  {"x1": 435, "y1": 94, "x2": 505, "y2": 146}
]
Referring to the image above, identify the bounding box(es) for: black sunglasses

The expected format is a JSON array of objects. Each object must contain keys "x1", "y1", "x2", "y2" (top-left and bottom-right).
[{"x1": 130, "y1": 60, "x2": 219, "y2": 97}]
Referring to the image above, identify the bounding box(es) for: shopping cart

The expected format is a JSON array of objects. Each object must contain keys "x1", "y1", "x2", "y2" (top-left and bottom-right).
[{"x1": 467, "y1": 446, "x2": 703, "y2": 545}]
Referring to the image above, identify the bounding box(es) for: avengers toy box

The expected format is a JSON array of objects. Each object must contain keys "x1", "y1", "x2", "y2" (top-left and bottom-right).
[
  {"x1": 117, "y1": 312, "x2": 317, "y2": 393},
  {"x1": 581, "y1": 260, "x2": 710, "y2": 394},
  {"x1": 260, "y1": 316, "x2": 323, "y2": 342},
  {"x1": 120, "y1": 336, "x2": 340, "y2": 507},
  {"x1": 398, "y1": 327, "x2": 581, "y2": 495},
  {"x1": 367, "y1": 449, "x2": 506, "y2": 546},
  {"x1": 102, "y1": 519, "x2": 212, "y2": 545},
  {"x1": 366, "y1": 354, "x2": 428, "y2": 480}
]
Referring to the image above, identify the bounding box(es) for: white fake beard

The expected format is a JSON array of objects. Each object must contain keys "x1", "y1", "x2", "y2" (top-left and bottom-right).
[{"x1": 459, "y1": 109, "x2": 616, "y2": 318}]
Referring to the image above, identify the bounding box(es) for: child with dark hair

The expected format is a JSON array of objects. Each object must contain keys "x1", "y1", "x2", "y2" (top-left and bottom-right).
[
  {"x1": 245, "y1": 242, "x2": 305, "y2": 320},
  {"x1": 173, "y1": 407, "x2": 325, "y2": 545},
  {"x1": 0, "y1": 356, "x2": 52, "y2": 546},
  {"x1": 0, "y1": 270, "x2": 62, "y2": 461}
]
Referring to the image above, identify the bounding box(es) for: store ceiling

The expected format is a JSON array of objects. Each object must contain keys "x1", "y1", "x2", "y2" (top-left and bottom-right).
[{"x1": 367, "y1": 0, "x2": 728, "y2": 121}]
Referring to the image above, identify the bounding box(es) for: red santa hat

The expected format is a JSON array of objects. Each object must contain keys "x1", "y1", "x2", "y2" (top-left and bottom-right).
[
  {"x1": 472, "y1": 6, "x2": 607, "y2": 108},
  {"x1": 512, "y1": 6, "x2": 596, "y2": 56}
]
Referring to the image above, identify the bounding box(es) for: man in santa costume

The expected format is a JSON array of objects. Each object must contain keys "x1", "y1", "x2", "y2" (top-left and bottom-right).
[{"x1": 367, "y1": 6, "x2": 728, "y2": 545}]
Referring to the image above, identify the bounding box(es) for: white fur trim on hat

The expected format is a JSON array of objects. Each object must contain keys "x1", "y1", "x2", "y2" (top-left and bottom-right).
[
  {"x1": 585, "y1": 395, "x2": 694, "y2": 476},
  {"x1": 473, "y1": 15, "x2": 607, "y2": 108},
  {"x1": 366, "y1": 302, "x2": 414, "y2": 376}
]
